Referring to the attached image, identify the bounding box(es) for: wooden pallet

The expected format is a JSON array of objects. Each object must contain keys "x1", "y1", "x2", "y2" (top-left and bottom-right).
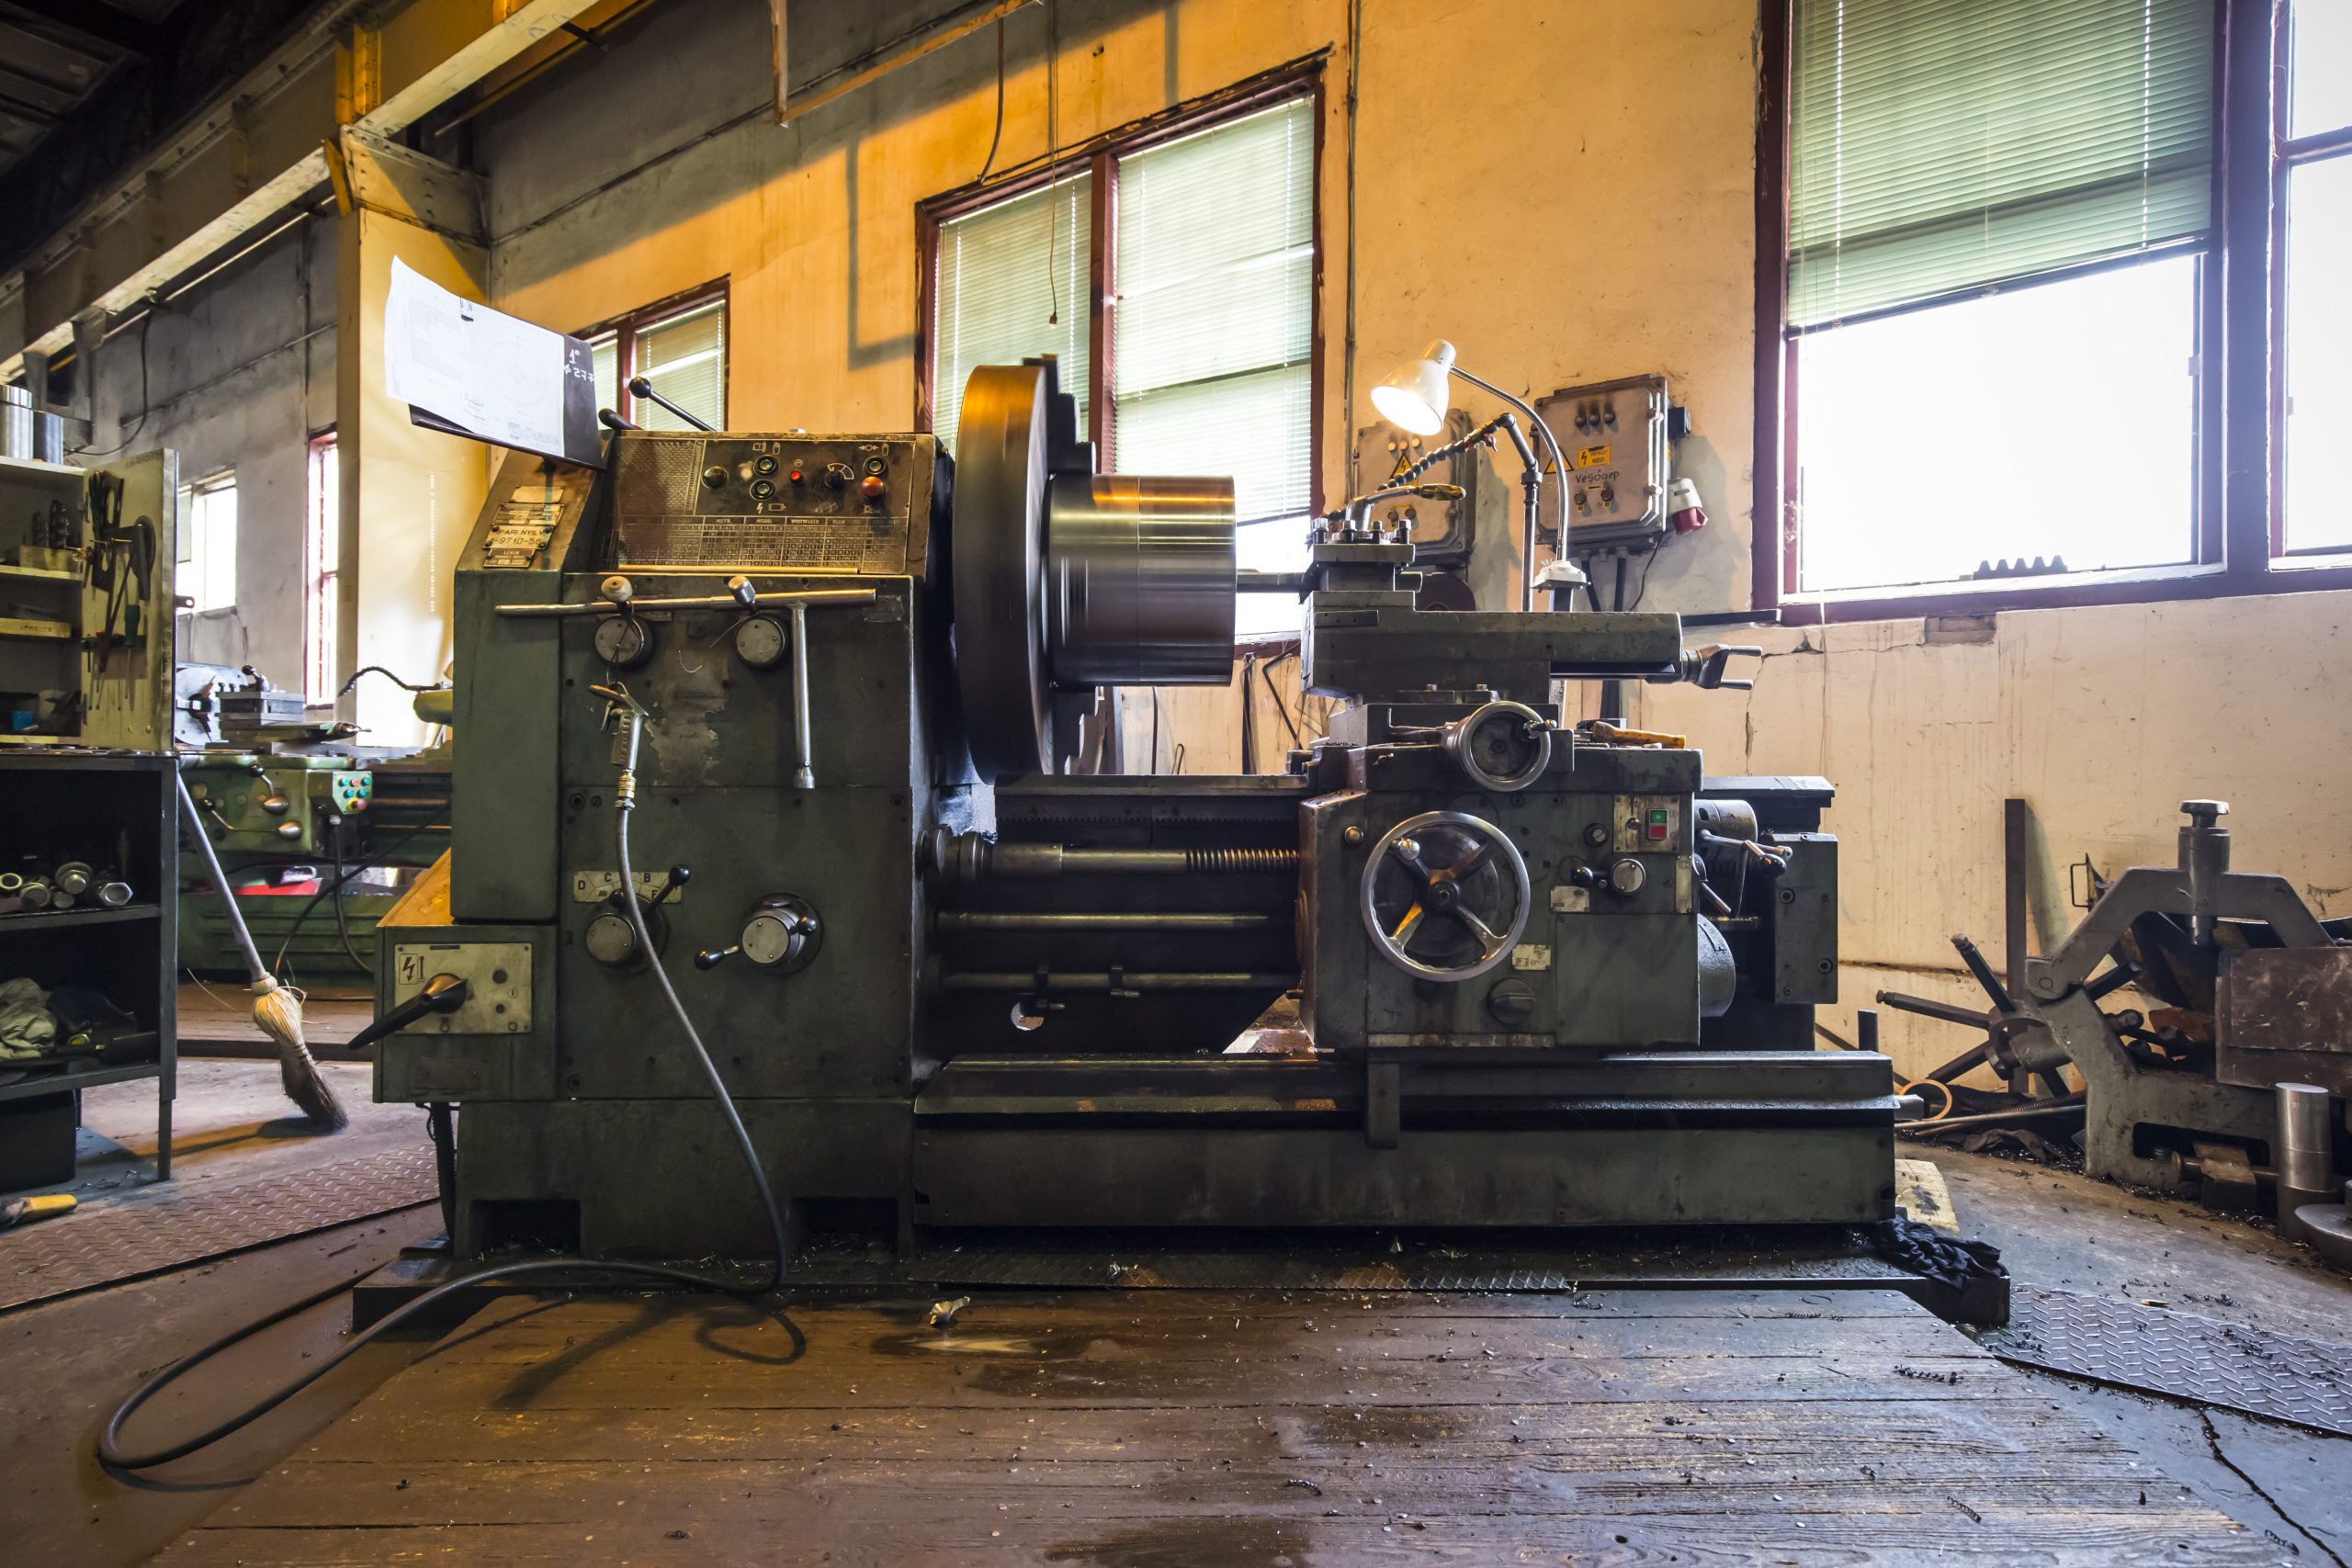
[{"x1": 152, "y1": 1286, "x2": 2271, "y2": 1564}]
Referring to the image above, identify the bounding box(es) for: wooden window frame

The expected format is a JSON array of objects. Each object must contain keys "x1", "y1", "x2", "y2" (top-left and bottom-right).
[
  {"x1": 1754, "y1": 0, "x2": 2352, "y2": 623},
  {"x1": 575, "y1": 277, "x2": 731, "y2": 429},
  {"x1": 304, "y1": 429, "x2": 339, "y2": 705},
  {"x1": 914, "y1": 53, "x2": 1327, "y2": 517},
  {"x1": 2269, "y1": 4, "x2": 2352, "y2": 558}
]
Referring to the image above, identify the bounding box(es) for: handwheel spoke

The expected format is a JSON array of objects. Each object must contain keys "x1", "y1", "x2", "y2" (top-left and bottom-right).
[
  {"x1": 1434, "y1": 840, "x2": 1490, "y2": 885},
  {"x1": 1389, "y1": 902, "x2": 1426, "y2": 943},
  {"x1": 1452, "y1": 904, "x2": 1504, "y2": 950}
]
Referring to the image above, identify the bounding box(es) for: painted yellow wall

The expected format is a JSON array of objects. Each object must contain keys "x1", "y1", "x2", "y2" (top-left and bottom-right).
[{"x1": 474, "y1": 0, "x2": 2350, "y2": 1085}]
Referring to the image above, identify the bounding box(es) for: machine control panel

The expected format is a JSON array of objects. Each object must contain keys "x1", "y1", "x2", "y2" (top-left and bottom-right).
[
  {"x1": 1532, "y1": 374, "x2": 1671, "y2": 551},
  {"x1": 390, "y1": 941, "x2": 535, "y2": 1034},
  {"x1": 610, "y1": 433, "x2": 940, "y2": 575}
]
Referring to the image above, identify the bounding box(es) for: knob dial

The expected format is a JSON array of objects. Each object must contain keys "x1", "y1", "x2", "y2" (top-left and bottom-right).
[
  {"x1": 1607, "y1": 857, "x2": 1647, "y2": 896},
  {"x1": 733, "y1": 615, "x2": 788, "y2": 670},
  {"x1": 593, "y1": 615, "x2": 657, "y2": 670}
]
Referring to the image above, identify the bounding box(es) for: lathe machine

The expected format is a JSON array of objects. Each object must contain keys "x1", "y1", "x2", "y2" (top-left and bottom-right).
[{"x1": 374, "y1": 360, "x2": 1895, "y2": 1259}]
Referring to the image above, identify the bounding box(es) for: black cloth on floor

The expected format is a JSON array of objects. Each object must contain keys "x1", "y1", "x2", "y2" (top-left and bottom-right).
[{"x1": 1870, "y1": 1214, "x2": 2007, "y2": 1292}]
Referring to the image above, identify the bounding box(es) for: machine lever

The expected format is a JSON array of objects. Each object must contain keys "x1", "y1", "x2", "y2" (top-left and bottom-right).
[
  {"x1": 345, "y1": 975, "x2": 471, "y2": 1053},
  {"x1": 627, "y1": 375, "x2": 714, "y2": 432},
  {"x1": 694, "y1": 946, "x2": 737, "y2": 971},
  {"x1": 787, "y1": 601, "x2": 816, "y2": 789}
]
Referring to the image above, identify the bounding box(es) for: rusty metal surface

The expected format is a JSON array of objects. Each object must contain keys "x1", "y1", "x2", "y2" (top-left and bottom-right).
[
  {"x1": 0, "y1": 1146, "x2": 435, "y2": 1312},
  {"x1": 2216, "y1": 944, "x2": 2352, "y2": 1095},
  {"x1": 1982, "y1": 1283, "x2": 2352, "y2": 1437}
]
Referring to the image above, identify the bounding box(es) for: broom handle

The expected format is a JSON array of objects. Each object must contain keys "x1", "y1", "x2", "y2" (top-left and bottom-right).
[{"x1": 175, "y1": 771, "x2": 268, "y2": 985}]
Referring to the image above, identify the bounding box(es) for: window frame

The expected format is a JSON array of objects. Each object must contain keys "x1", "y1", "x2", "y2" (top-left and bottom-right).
[
  {"x1": 2269, "y1": 2, "x2": 2352, "y2": 558},
  {"x1": 575, "y1": 278, "x2": 731, "y2": 430},
  {"x1": 176, "y1": 468, "x2": 238, "y2": 617},
  {"x1": 914, "y1": 57, "x2": 1326, "y2": 519},
  {"x1": 304, "y1": 430, "x2": 339, "y2": 705},
  {"x1": 1755, "y1": 0, "x2": 2352, "y2": 623}
]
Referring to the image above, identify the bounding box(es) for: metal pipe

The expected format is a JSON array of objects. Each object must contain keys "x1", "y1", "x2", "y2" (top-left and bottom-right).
[
  {"x1": 787, "y1": 600, "x2": 815, "y2": 789},
  {"x1": 940, "y1": 971, "x2": 1297, "y2": 992},
  {"x1": 935, "y1": 911, "x2": 1281, "y2": 933},
  {"x1": 494, "y1": 588, "x2": 877, "y2": 617},
  {"x1": 1897, "y1": 1093, "x2": 2088, "y2": 1135}
]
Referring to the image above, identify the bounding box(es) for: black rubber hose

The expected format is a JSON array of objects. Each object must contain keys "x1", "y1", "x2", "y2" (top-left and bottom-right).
[{"x1": 98, "y1": 773, "x2": 790, "y2": 1472}]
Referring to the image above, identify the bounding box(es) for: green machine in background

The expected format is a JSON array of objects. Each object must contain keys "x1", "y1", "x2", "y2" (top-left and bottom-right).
[{"x1": 175, "y1": 669, "x2": 451, "y2": 987}]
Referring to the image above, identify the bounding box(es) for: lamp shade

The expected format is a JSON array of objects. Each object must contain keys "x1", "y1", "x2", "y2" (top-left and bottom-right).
[{"x1": 1369, "y1": 339, "x2": 1457, "y2": 435}]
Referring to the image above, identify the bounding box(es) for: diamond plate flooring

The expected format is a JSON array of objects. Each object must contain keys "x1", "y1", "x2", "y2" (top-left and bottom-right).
[
  {"x1": 1982, "y1": 1283, "x2": 2352, "y2": 1437},
  {"x1": 0, "y1": 1145, "x2": 435, "y2": 1311}
]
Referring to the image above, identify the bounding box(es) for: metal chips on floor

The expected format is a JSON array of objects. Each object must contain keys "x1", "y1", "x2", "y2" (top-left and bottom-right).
[
  {"x1": 1982, "y1": 1282, "x2": 2352, "y2": 1437},
  {"x1": 0, "y1": 1145, "x2": 435, "y2": 1312}
]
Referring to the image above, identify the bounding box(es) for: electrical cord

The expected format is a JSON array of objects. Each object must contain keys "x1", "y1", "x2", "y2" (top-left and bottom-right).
[
  {"x1": 329, "y1": 817, "x2": 370, "y2": 976},
  {"x1": 339, "y1": 665, "x2": 448, "y2": 696},
  {"x1": 976, "y1": 15, "x2": 1007, "y2": 181},
  {"x1": 98, "y1": 697, "x2": 791, "y2": 1472}
]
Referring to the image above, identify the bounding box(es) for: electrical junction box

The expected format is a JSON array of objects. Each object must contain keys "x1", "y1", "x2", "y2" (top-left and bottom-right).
[
  {"x1": 1352, "y1": 407, "x2": 1480, "y2": 566},
  {"x1": 1533, "y1": 374, "x2": 1671, "y2": 552}
]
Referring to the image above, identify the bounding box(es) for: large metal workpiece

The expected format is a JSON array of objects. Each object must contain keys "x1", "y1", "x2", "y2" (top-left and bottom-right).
[{"x1": 376, "y1": 357, "x2": 1923, "y2": 1300}]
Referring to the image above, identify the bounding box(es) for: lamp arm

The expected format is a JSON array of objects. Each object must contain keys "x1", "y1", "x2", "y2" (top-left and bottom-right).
[{"x1": 1451, "y1": 365, "x2": 1573, "y2": 613}]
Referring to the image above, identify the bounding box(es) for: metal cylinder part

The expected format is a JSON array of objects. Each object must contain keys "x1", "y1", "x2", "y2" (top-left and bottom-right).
[
  {"x1": 1694, "y1": 799, "x2": 1758, "y2": 841},
  {"x1": 1044, "y1": 472, "x2": 1236, "y2": 686},
  {"x1": 2278, "y1": 1080, "x2": 2335, "y2": 1196},
  {"x1": 52, "y1": 861, "x2": 91, "y2": 896},
  {"x1": 18, "y1": 877, "x2": 50, "y2": 909},
  {"x1": 952, "y1": 359, "x2": 1238, "y2": 777},
  {"x1": 939, "y1": 970, "x2": 1296, "y2": 993},
  {"x1": 1698, "y1": 916, "x2": 1736, "y2": 1018},
  {"x1": 95, "y1": 881, "x2": 133, "y2": 908},
  {"x1": 935, "y1": 911, "x2": 1280, "y2": 933}
]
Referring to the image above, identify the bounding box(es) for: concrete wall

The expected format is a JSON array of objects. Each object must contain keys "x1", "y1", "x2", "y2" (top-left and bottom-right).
[
  {"x1": 468, "y1": 0, "x2": 2351, "y2": 1084},
  {"x1": 75, "y1": 217, "x2": 336, "y2": 687}
]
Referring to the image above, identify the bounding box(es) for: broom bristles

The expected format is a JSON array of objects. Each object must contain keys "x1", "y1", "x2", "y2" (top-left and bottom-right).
[{"x1": 252, "y1": 976, "x2": 348, "y2": 1130}]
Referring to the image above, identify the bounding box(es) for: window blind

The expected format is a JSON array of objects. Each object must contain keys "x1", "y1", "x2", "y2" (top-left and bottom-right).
[
  {"x1": 1111, "y1": 98, "x2": 1313, "y2": 524},
  {"x1": 590, "y1": 333, "x2": 619, "y2": 421},
  {"x1": 1789, "y1": 0, "x2": 2215, "y2": 329},
  {"x1": 633, "y1": 300, "x2": 727, "y2": 431},
  {"x1": 933, "y1": 174, "x2": 1091, "y2": 457}
]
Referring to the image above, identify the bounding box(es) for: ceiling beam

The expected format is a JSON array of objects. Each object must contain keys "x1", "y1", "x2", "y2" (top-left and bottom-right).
[{"x1": 0, "y1": 0, "x2": 152, "y2": 60}]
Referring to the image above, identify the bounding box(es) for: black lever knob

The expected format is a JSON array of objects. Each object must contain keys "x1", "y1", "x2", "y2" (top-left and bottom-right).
[{"x1": 695, "y1": 945, "x2": 738, "y2": 971}]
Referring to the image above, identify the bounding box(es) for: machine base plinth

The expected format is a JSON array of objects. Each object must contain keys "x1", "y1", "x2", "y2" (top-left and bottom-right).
[{"x1": 351, "y1": 1224, "x2": 2007, "y2": 1330}]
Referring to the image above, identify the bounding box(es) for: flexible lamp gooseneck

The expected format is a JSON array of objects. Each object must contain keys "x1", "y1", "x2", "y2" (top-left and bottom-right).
[{"x1": 1371, "y1": 340, "x2": 1574, "y2": 612}]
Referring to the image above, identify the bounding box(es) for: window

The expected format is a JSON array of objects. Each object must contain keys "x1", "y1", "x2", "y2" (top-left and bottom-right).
[
  {"x1": 1781, "y1": 0, "x2": 2216, "y2": 600},
  {"x1": 581, "y1": 287, "x2": 728, "y2": 432},
  {"x1": 923, "y1": 85, "x2": 1318, "y2": 637},
  {"x1": 305, "y1": 433, "x2": 339, "y2": 704},
  {"x1": 2281, "y1": 2, "x2": 2352, "y2": 553},
  {"x1": 1763, "y1": 0, "x2": 2352, "y2": 614},
  {"x1": 176, "y1": 470, "x2": 238, "y2": 615}
]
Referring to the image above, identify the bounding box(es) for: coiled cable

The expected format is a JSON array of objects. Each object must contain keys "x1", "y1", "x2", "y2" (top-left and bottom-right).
[{"x1": 99, "y1": 701, "x2": 788, "y2": 1470}]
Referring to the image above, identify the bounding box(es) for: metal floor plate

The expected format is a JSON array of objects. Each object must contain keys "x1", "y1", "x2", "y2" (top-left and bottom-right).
[
  {"x1": 1981, "y1": 1283, "x2": 2352, "y2": 1437},
  {"x1": 0, "y1": 1145, "x2": 435, "y2": 1312}
]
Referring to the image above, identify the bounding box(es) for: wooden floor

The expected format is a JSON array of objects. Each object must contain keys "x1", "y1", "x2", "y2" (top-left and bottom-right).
[{"x1": 151, "y1": 1286, "x2": 2277, "y2": 1566}]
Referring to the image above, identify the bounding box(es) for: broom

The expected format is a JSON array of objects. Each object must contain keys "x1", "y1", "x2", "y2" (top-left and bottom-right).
[{"x1": 175, "y1": 772, "x2": 348, "y2": 1129}]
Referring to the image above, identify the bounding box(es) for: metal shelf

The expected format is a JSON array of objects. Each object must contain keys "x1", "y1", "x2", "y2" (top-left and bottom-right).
[
  {"x1": 0, "y1": 1048, "x2": 164, "y2": 1105},
  {"x1": 0, "y1": 904, "x2": 160, "y2": 931}
]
